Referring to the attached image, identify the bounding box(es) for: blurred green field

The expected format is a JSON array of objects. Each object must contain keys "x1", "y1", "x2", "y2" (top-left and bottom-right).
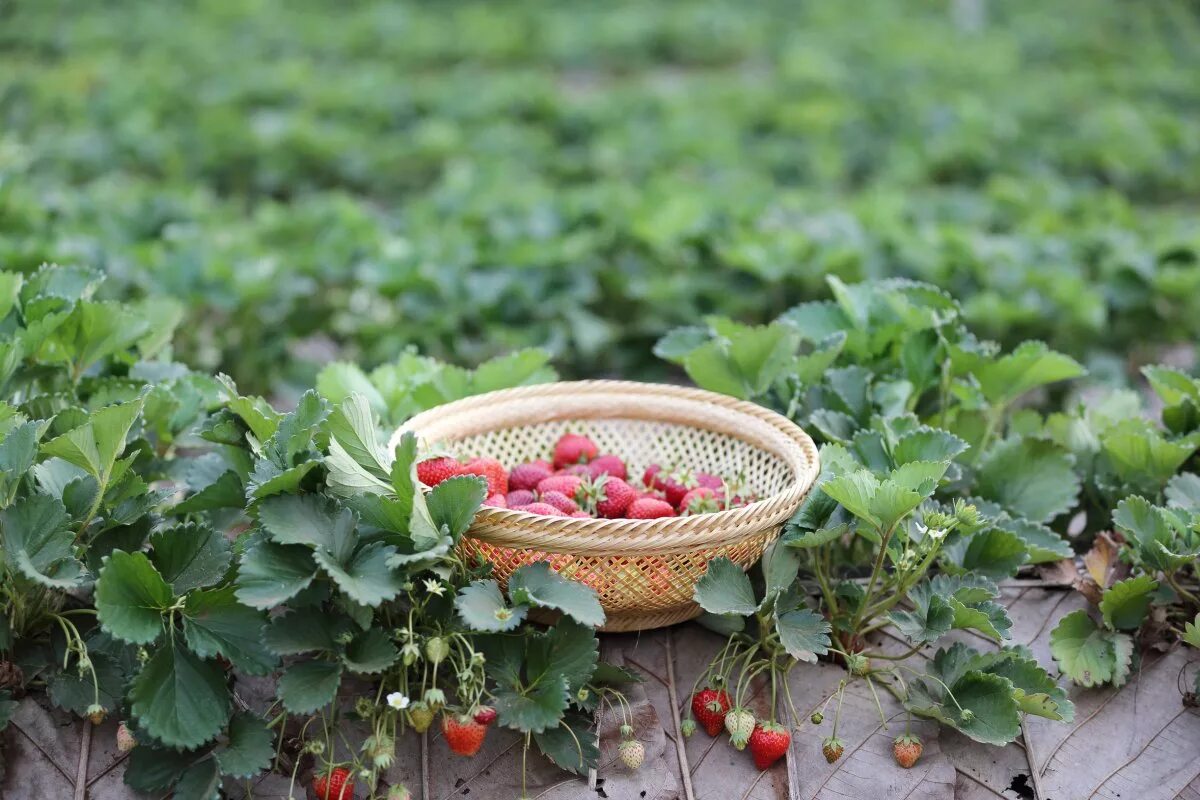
[{"x1": 2, "y1": 0, "x2": 1198, "y2": 393}]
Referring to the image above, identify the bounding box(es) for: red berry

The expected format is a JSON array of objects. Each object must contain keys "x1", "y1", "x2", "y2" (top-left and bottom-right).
[
  {"x1": 537, "y1": 474, "x2": 582, "y2": 498},
  {"x1": 748, "y1": 722, "x2": 791, "y2": 770},
  {"x1": 416, "y1": 457, "x2": 461, "y2": 487},
  {"x1": 473, "y1": 706, "x2": 498, "y2": 726},
  {"x1": 892, "y1": 734, "x2": 923, "y2": 768},
  {"x1": 509, "y1": 461, "x2": 552, "y2": 492},
  {"x1": 626, "y1": 497, "x2": 676, "y2": 519},
  {"x1": 313, "y1": 766, "x2": 354, "y2": 800},
  {"x1": 515, "y1": 502, "x2": 567, "y2": 517},
  {"x1": 691, "y1": 688, "x2": 731, "y2": 736},
  {"x1": 594, "y1": 478, "x2": 637, "y2": 518},
  {"x1": 680, "y1": 487, "x2": 722, "y2": 515},
  {"x1": 484, "y1": 493, "x2": 507, "y2": 508},
  {"x1": 588, "y1": 454, "x2": 627, "y2": 481},
  {"x1": 507, "y1": 489, "x2": 535, "y2": 507},
  {"x1": 460, "y1": 457, "x2": 508, "y2": 496},
  {"x1": 539, "y1": 490, "x2": 580, "y2": 515},
  {"x1": 553, "y1": 433, "x2": 598, "y2": 469},
  {"x1": 644, "y1": 464, "x2": 690, "y2": 507},
  {"x1": 442, "y1": 714, "x2": 487, "y2": 756}
]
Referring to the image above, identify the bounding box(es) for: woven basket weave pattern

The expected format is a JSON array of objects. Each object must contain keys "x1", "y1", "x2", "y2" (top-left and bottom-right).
[{"x1": 396, "y1": 381, "x2": 819, "y2": 632}]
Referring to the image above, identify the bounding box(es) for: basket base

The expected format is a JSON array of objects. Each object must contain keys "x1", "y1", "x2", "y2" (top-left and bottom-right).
[{"x1": 599, "y1": 603, "x2": 702, "y2": 633}]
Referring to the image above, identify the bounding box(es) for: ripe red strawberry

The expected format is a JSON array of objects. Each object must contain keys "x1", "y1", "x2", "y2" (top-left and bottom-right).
[
  {"x1": 473, "y1": 706, "x2": 497, "y2": 726},
  {"x1": 460, "y1": 457, "x2": 508, "y2": 496},
  {"x1": 588, "y1": 454, "x2": 627, "y2": 480},
  {"x1": 442, "y1": 714, "x2": 487, "y2": 756},
  {"x1": 507, "y1": 489, "x2": 536, "y2": 507},
  {"x1": 485, "y1": 493, "x2": 507, "y2": 508},
  {"x1": 680, "y1": 486, "x2": 722, "y2": 515},
  {"x1": 892, "y1": 734, "x2": 922, "y2": 768},
  {"x1": 561, "y1": 463, "x2": 594, "y2": 477},
  {"x1": 553, "y1": 433, "x2": 598, "y2": 469},
  {"x1": 627, "y1": 497, "x2": 676, "y2": 519},
  {"x1": 748, "y1": 722, "x2": 790, "y2": 770},
  {"x1": 313, "y1": 766, "x2": 354, "y2": 800},
  {"x1": 592, "y1": 477, "x2": 637, "y2": 518},
  {"x1": 822, "y1": 736, "x2": 844, "y2": 763},
  {"x1": 537, "y1": 474, "x2": 583, "y2": 498},
  {"x1": 539, "y1": 490, "x2": 580, "y2": 515},
  {"x1": 416, "y1": 457, "x2": 462, "y2": 487},
  {"x1": 691, "y1": 688, "x2": 732, "y2": 736},
  {"x1": 515, "y1": 502, "x2": 567, "y2": 517},
  {"x1": 569, "y1": 510, "x2": 592, "y2": 518},
  {"x1": 509, "y1": 461, "x2": 552, "y2": 491}
]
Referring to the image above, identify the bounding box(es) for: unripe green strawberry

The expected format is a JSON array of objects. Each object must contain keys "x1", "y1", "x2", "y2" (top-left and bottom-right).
[
  {"x1": 425, "y1": 636, "x2": 449, "y2": 664},
  {"x1": 618, "y1": 738, "x2": 645, "y2": 770},
  {"x1": 387, "y1": 785, "x2": 413, "y2": 800},
  {"x1": 724, "y1": 708, "x2": 755, "y2": 750},
  {"x1": 407, "y1": 702, "x2": 434, "y2": 733},
  {"x1": 681, "y1": 719, "x2": 697, "y2": 737},
  {"x1": 810, "y1": 711, "x2": 823, "y2": 725}
]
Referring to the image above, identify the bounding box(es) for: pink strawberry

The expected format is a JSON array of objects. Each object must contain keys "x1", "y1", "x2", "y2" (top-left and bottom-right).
[
  {"x1": 588, "y1": 454, "x2": 627, "y2": 480},
  {"x1": 460, "y1": 457, "x2": 508, "y2": 496},
  {"x1": 696, "y1": 472, "x2": 724, "y2": 490},
  {"x1": 627, "y1": 498, "x2": 676, "y2": 519},
  {"x1": 485, "y1": 493, "x2": 507, "y2": 508},
  {"x1": 416, "y1": 457, "x2": 462, "y2": 487},
  {"x1": 515, "y1": 502, "x2": 567, "y2": 517},
  {"x1": 569, "y1": 510, "x2": 592, "y2": 518},
  {"x1": 509, "y1": 461, "x2": 553, "y2": 491},
  {"x1": 507, "y1": 489, "x2": 536, "y2": 507},
  {"x1": 537, "y1": 474, "x2": 583, "y2": 499},
  {"x1": 553, "y1": 433, "x2": 598, "y2": 469},
  {"x1": 680, "y1": 487, "x2": 722, "y2": 515},
  {"x1": 540, "y1": 491, "x2": 580, "y2": 515}
]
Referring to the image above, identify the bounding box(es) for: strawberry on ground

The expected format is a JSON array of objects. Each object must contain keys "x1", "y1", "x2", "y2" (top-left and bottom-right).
[
  {"x1": 537, "y1": 474, "x2": 583, "y2": 499},
  {"x1": 514, "y1": 502, "x2": 567, "y2": 517},
  {"x1": 892, "y1": 734, "x2": 922, "y2": 768},
  {"x1": 443, "y1": 713, "x2": 488, "y2": 756},
  {"x1": 539, "y1": 490, "x2": 580, "y2": 515},
  {"x1": 313, "y1": 766, "x2": 354, "y2": 800},
  {"x1": 460, "y1": 457, "x2": 508, "y2": 496},
  {"x1": 748, "y1": 722, "x2": 790, "y2": 770},
  {"x1": 416, "y1": 457, "x2": 462, "y2": 487},
  {"x1": 509, "y1": 461, "x2": 553, "y2": 491},
  {"x1": 691, "y1": 688, "x2": 732, "y2": 736},
  {"x1": 116, "y1": 722, "x2": 137, "y2": 752},
  {"x1": 618, "y1": 738, "x2": 645, "y2": 770},
  {"x1": 588, "y1": 454, "x2": 627, "y2": 480},
  {"x1": 822, "y1": 736, "x2": 844, "y2": 763},
  {"x1": 507, "y1": 489, "x2": 536, "y2": 507},
  {"x1": 553, "y1": 433, "x2": 598, "y2": 469},
  {"x1": 485, "y1": 493, "x2": 507, "y2": 508},
  {"x1": 627, "y1": 497, "x2": 676, "y2": 519}
]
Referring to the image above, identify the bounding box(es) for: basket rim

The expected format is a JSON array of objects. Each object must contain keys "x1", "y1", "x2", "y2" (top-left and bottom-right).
[{"x1": 391, "y1": 380, "x2": 821, "y2": 551}]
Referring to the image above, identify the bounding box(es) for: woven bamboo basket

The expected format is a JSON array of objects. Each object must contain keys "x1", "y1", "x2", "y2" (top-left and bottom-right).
[{"x1": 392, "y1": 381, "x2": 820, "y2": 632}]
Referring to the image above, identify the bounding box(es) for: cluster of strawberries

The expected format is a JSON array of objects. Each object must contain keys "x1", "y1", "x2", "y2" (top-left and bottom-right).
[
  {"x1": 416, "y1": 432, "x2": 752, "y2": 520},
  {"x1": 686, "y1": 687, "x2": 923, "y2": 771}
]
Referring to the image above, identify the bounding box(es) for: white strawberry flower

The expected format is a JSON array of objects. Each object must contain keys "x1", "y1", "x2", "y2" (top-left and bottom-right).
[{"x1": 386, "y1": 692, "x2": 411, "y2": 711}]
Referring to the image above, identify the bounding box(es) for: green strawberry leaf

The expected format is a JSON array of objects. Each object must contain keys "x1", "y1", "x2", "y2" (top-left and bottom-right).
[
  {"x1": 0, "y1": 494, "x2": 87, "y2": 589},
  {"x1": 95, "y1": 550, "x2": 172, "y2": 644},
  {"x1": 313, "y1": 541, "x2": 404, "y2": 608},
  {"x1": 129, "y1": 641, "x2": 231, "y2": 749},
  {"x1": 893, "y1": 427, "x2": 970, "y2": 465},
  {"x1": 234, "y1": 539, "x2": 318, "y2": 610},
  {"x1": 533, "y1": 710, "x2": 600, "y2": 775},
  {"x1": 1100, "y1": 419, "x2": 1199, "y2": 491},
  {"x1": 182, "y1": 587, "x2": 276, "y2": 675},
  {"x1": 1099, "y1": 574, "x2": 1159, "y2": 631},
  {"x1": 783, "y1": 523, "x2": 851, "y2": 549},
  {"x1": 947, "y1": 598, "x2": 1012, "y2": 641},
  {"x1": 964, "y1": 341, "x2": 1085, "y2": 408},
  {"x1": 246, "y1": 458, "x2": 320, "y2": 500},
  {"x1": 693, "y1": 557, "x2": 757, "y2": 616},
  {"x1": 41, "y1": 397, "x2": 143, "y2": 484},
  {"x1": 972, "y1": 649, "x2": 1075, "y2": 723},
  {"x1": 760, "y1": 539, "x2": 801, "y2": 604},
  {"x1": 214, "y1": 712, "x2": 273, "y2": 780},
  {"x1": 317, "y1": 363, "x2": 388, "y2": 415},
  {"x1": 48, "y1": 652, "x2": 125, "y2": 716},
  {"x1": 175, "y1": 469, "x2": 246, "y2": 513},
  {"x1": 529, "y1": 619, "x2": 599, "y2": 695},
  {"x1": 976, "y1": 437, "x2": 1080, "y2": 523},
  {"x1": 906, "y1": 662, "x2": 1022, "y2": 746},
  {"x1": 775, "y1": 607, "x2": 832, "y2": 663},
  {"x1": 508, "y1": 561, "x2": 605, "y2": 628},
  {"x1": 125, "y1": 744, "x2": 197, "y2": 793},
  {"x1": 1113, "y1": 496, "x2": 1190, "y2": 571},
  {"x1": 993, "y1": 517, "x2": 1072, "y2": 564},
  {"x1": 278, "y1": 659, "x2": 343, "y2": 714},
  {"x1": 820, "y1": 469, "x2": 880, "y2": 527},
  {"x1": 426, "y1": 474, "x2": 487, "y2": 539},
  {"x1": 263, "y1": 609, "x2": 342, "y2": 655},
  {"x1": 1050, "y1": 610, "x2": 1134, "y2": 688},
  {"x1": 1166, "y1": 473, "x2": 1200, "y2": 512},
  {"x1": 1183, "y1": 614, "x2": 1200, "y2": 649},
  {"x1": 0, "y1": 418, "x2": 52, "y2": 504},
  {"x1": 941, "y1": 528, "x2": 1029, "y2": 579},
  {"x1": 258, "y1": 494, "x2": 356, "y2": 553},
  {"x1": 149, "y1": 522, "x2": 232, "y2": 594},
  {"x1": 890, "y1": 582, "x2": 955, "y2": 644},
  {"x1": 455, "y1": 579, "x2": 528, "y2": 632},
  {"x1": 342, "y1": 628, "x2": 399, "y2": 675}
]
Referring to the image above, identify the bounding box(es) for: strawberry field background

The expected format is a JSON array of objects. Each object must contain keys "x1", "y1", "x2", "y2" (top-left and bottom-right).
[{"x1": 1, "y1": 1, "x2": 1199, "y2": 799}]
